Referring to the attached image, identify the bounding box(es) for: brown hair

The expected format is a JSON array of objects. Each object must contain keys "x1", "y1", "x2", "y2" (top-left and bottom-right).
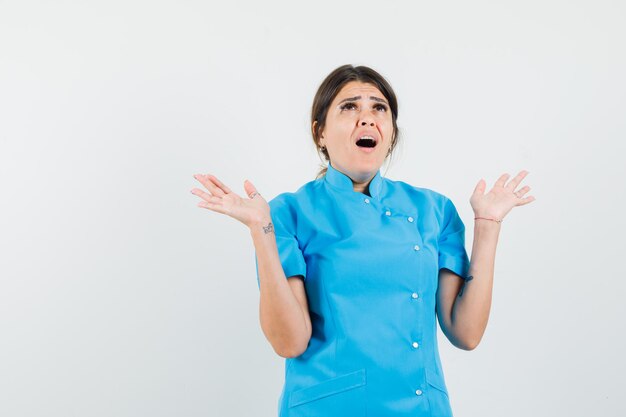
[{"x1": 311, "y1": 64, "x2": 401, "y2": 179}]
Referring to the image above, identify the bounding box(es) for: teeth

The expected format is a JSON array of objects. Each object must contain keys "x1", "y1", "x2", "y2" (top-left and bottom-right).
[{"x1": 356, "y1": 136, "x2": 377, "y2": 148}]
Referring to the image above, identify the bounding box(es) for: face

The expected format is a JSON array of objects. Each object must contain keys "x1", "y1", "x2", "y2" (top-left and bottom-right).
[{"x1": 317, "y1": 81, "x2": 394, "y2": 186}]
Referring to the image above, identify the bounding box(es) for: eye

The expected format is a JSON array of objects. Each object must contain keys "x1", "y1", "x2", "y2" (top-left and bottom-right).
[
  {"x1": 340, "y1": 102, "x2": 388, "y2": 112},
  {"x1": 375, "y1": 104, "x2": 388, "y2": 112}
]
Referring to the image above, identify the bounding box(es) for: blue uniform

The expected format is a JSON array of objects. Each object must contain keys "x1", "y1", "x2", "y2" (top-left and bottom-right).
[{"x1": 254, "y1": 161, "x2": 471, "y2": 417}]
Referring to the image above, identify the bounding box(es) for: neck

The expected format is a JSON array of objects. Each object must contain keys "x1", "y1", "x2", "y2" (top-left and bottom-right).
[{"x1": 353, "y1": 179, "x2": 372, "y2": 195}]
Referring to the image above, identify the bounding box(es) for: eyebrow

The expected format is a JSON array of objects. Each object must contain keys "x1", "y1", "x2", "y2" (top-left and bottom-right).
[{"x1": 337, "y1": 95, "x2": 389, "y2": 106}]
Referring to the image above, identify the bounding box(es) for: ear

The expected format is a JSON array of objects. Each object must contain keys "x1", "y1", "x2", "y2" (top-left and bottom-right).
[{"x1": 313, "y1": 120, "x2": 324, "y2": 142}]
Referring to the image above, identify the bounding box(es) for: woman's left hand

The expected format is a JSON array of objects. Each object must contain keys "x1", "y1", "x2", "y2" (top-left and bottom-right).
[{"x1": 469, "y1": 170, "x2": 536, "y2": 221}]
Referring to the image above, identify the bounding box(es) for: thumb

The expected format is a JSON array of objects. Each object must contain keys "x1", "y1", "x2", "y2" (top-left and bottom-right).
[
  {"x1": 243, "y1": 179, "x2": 257, "y2": 198},
  {"x1": 473, "y1": 178, "x2": 486, "y2": 197}
]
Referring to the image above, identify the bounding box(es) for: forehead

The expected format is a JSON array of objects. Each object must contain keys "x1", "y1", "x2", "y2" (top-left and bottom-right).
[{"x1": 334, "y1": 81, "x2": 384, "y2": 101}]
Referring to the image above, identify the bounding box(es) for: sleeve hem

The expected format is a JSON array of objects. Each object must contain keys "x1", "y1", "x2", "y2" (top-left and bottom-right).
[
  {"x1": 438, "y1": 256, "x2": 471, "y2": 280},
  {"x1": 283, "y1": 259, "x2": 307, "y2": 281}
]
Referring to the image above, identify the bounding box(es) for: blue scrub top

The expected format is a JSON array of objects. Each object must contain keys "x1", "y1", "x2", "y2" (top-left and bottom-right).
[{"x1": 254, "y1": 161, "x2": 471, "y2": 417}]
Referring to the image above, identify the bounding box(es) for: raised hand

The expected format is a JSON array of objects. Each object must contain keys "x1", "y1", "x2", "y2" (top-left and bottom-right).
[
  {"x1": 191, "y1": 174, "x2": 270, "y2": 228},
  {"x1": 469, "y1": 170, "x2": 535, "y2": 222}
]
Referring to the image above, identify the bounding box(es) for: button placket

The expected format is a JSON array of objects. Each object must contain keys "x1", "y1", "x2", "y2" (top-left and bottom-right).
[
  {"x1": 405, "y1": 211, "x2": 424, "y2": 257},
  {"x1": 388, "y1": 206, "x2": 426, "y2": 399},
  {"x1": 407, "y1": 208, "x2": 425, "y2": 395}
]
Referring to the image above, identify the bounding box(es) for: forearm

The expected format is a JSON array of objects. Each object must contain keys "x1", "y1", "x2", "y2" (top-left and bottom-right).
[
  {"x1": 450, "y1": 219, "x2": 501, "y2": 348},
  {"x1": 251, "y1": 217, "x2": 310, "y2": 357}
]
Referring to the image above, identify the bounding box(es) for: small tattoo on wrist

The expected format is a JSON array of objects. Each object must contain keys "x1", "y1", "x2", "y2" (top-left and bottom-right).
[{"x1": 262, "y1": 222, "x2": 274, "y2": 234}]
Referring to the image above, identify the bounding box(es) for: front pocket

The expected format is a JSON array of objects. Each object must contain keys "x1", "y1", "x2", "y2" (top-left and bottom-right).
[
  {"x1": 425, "y1": 368, "x2": 449, "y2": 397},
  {"x1": 288, "y1": 368, "x2": 367, "y2": 408},
  {"x1": 425, "y1": 368, "x2": 453, "y2": 417}
]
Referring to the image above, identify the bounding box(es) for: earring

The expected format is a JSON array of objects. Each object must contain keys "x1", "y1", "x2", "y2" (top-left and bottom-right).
[{"x1": 320, "y1": 145, "x2": 326, "y2": 151}]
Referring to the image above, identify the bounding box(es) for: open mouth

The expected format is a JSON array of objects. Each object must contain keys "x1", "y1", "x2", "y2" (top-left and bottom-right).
[{"x1": 355, "y1": 135, "x2": 378, "y2": 148}]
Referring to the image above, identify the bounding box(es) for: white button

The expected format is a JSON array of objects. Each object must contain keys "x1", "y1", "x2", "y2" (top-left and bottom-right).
[
  {"x1": 385, "y1": 210, "x2": 391, "y2": 216},
  {"x1": 364, "y1": 198, "x2": 370, "y2": 204},
  {"x1": 407, "y1": 216, "x2": 414, "y2": 222},
  {"x1": 415, "y1": 389, "x2": 423, "y2": 396},
  {"x1": 412, "y1": 342, "x2": 419, "y2": 348},
  {"x1": 414, "y1": 245, "x2": 420, "y2": 251},
  {"x1": 411, "y1": 292, "x2": 419, "y2": 299}
]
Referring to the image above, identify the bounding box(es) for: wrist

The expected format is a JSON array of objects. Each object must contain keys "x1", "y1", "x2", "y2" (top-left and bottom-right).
[
  {"x1": 248, "y1": 214, "x2": 273, "y2": 230},
  {"x1": 474, "y1": 216, "x2": 502, "y2": 224}
]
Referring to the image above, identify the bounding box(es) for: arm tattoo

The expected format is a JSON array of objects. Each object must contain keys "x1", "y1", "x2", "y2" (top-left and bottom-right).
[
  {"x1": 458, "y1": 275, "x2": 474, "y2": 298},
  {"x1": 262, "y1": 222, "x2": 274, "y2": 234}
]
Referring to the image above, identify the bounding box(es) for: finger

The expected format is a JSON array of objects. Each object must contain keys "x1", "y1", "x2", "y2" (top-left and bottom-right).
[
  {"x1": 514, "y1": 185, "x2": 531, "y2": 198},
  {"x1": 208, "y1": 174, "x2": 233, "y2": 194},
  {"x1": 197, "y1": 200, "x2": 227, "y2": 215},
  {"x1": 494, "y1": 173, "x2": 510, "y2": 189},
  {"x1": 506, "y1": 170, "x2": 529, "y2": 191},
  {"x1": 243, "y1": 179, "x2": 261, "y2": 199},
  {"x1": 191, "y1": 188, "x2": 221, "y2": 203},
  {"x1": 193, "y1": 174, "x2": 226, "y2": 197},
  {"x1": 472, "y1": 178, "x2": 486, "y2": 197},
  {"x1": 516, "y1": 195, "x2": 536, "y2": 206}
]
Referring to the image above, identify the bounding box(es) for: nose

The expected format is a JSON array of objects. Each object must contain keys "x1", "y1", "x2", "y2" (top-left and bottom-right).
[
  {"x1": 359, "y1": 117, "x2": 375, "y2": 127},
  {"x1": 358, "y1": 106, "x2": 376, "y2": 127}
]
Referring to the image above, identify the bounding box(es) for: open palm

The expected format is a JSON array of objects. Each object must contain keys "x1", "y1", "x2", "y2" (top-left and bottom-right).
[
  {"x1": 191, "y1": 174, "x2": 270, "y2": 228},
  {"x1": 470, "y1": 170, "x2": 536, "y2": 221}
]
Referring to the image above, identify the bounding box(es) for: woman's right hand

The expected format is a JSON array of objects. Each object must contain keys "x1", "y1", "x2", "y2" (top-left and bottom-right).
[{"x1": 191, "y1": 174, "x2": 270, "y2": 229}]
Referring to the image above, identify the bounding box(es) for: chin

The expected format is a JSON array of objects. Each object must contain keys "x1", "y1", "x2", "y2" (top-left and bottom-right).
[{"x1": 353, "y1": 160, "x2": 384, "y2": 174}]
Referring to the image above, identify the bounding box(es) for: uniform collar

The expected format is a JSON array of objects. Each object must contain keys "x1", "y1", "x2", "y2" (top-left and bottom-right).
[{"x1": 324, "y1": 161, "x2": 383, "y2": 199}]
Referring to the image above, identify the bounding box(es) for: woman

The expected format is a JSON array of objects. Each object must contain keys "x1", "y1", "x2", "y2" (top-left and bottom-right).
[{"x1": 191, "y1": 65, "x2": 535, "y2": 417}]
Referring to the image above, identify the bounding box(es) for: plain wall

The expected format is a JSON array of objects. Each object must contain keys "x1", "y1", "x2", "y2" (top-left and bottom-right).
[{"x1": 1, "y1": 1, "x2": 624, "y2": 416}]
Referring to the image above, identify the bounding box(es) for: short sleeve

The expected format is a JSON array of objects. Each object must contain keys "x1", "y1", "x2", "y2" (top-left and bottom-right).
[
  {"x1": 254, "y1": 195, "x2": 307, "y2": 289},
  {"x1": 438, "y1": 196, "x2": 471, "y2": 280}
]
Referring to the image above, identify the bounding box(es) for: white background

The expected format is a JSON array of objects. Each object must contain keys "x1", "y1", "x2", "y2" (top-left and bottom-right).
[{"x1": 1, "y1": 1, "x2": 624, "y2": 416}]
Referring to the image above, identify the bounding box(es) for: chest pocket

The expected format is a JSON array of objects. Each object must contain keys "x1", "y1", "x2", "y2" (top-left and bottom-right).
[{"x1": 288, "y1": 369, "x2": 367, "y2": 416}]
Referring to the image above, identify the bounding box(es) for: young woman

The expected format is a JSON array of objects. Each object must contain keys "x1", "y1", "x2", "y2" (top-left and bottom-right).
[{"x1": 191, "y1": 64, "x2": 535, "y2": 417}]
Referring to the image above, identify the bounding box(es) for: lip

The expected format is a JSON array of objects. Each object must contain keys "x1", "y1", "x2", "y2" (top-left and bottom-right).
[
  {"x1": 354, "y1": 130, "x2": 380, "y2": 147},
  {"x1": 355, "y1": 142, "x2": 377, "y2": 153}
]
